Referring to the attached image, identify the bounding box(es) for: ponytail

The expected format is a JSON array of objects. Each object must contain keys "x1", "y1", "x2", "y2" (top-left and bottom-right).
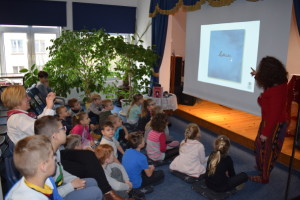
[
  {"x1": 207, "y1": 135, "x2": 230, "y2": 176},
  {"x1": 207, "y1": 151, "x2": 221, "y2": 176}
]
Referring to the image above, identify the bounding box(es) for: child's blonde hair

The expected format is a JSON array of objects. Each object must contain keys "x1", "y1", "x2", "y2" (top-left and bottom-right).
[
  {"x1": 207, "y1": 135, "x2": 231, "y2": 176},
  {"x1": 72, "y1": 112, "x2": 87, "y2": 126},
  {"x1": 14, "y1": 135, "x2": 53, "y2": 177},
  {"x1": 91, "y1": 93, "x2": 101, "y2": 101},
  {"x1": 95, "y1": 144, "x2": 114, "y2": 165},
  {"x1": 180, "y1": 123, "x2": 201, "y2": 151},
  {"x1": 102, "y1": 99, "x2": 112, "y2": 108},
  {"x1": 141, "y1": 99, "x2": 154, "y2": 117},
  {"x1": 127, "y1": 94, "x2": 143, "y2": 117},
  {"x1": 65, "y1": 134, "x2": 82, "y2": 149}
]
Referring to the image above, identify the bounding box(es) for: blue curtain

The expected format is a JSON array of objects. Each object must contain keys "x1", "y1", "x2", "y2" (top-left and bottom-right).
[
  {"x1": 294, "y1": 0, "x2": 300, "y2": 35},
  {"x1": 151, "y1": 13, "x2": 169, "y2": 84},
  {"x1": 0, "y1": 0, "x2": 66, "y2": 27},
  {"x1": 73, "y1": 3, "x2": 136, "y2": 33}
]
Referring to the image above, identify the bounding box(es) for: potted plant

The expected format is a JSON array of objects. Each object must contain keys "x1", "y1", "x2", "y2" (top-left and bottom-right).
[
  {"x1": 43, "y1": 29, "x2": 117, "y2": 101},
  {"x1": 20, "y1": 64, "x2": 39, "y2": 88},
  {"x1": 112, "y1": 34, "x2": 158, "y2": 114}
]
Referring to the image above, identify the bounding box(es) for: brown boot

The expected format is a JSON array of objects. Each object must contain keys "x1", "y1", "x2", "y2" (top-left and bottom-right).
[{"x1": 104, "y1": 191, "x2": 135, "y2": 200}]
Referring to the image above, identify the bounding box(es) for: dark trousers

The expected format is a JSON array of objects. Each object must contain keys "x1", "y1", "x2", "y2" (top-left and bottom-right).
[
  {"x1": 207, "y1": 172, "x2": 248, "y2": 192},
  {"x1": 141, "y1": 170, "x2": 164, "y2": 187},
  {"x1": 164, "y1": 147, "x2": 179, "y2": 160}
]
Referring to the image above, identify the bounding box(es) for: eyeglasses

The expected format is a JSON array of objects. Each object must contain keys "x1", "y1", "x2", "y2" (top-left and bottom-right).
[{"x1": 58, "y1": 126, "x2": 67, "y2": 131}]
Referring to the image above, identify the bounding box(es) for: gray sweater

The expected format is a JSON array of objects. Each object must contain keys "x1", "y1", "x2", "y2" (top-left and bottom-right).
[
  {"x1": 54, "y1": 150, "x2": 77, "y2": 197},
  {"x1": 103, "y1": 162, "x2": 130, "y2": 191}
]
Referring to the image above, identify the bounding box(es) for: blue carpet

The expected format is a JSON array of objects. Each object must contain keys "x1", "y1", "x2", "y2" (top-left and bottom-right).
[{"x1": 144, "y1": 116, "x2": 300, "y2": 200}]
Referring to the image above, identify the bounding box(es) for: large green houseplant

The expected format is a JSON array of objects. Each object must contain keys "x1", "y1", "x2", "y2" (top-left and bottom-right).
[
  {"x1": 43, "y1": 29, "x2": 117, "y2": 100},
  {"x1": 113, "y1": 35, "x2": 158, "y2": 100}
]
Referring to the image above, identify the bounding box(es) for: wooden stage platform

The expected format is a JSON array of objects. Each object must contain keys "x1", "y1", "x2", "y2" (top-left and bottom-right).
[{"x1": 173, "y1": 100, "x2": 300, "y2": 170}]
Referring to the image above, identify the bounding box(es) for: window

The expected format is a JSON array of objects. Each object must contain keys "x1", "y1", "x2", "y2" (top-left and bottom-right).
[
  {"x1": 13, "y1": 66, "x2": 24, "y2": 74},
  {"x1": 11, "y1": 40, "x2": 24, "y2": 53},
  {"x1": 0, "y1": 25, "x2": 60, "y2": 82}
]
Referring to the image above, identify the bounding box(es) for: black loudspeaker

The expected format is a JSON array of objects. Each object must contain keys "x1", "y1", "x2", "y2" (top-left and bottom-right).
[
  {"x1": 174, "y1": 57, "x2": 182, "y2": 87},
  {"x1": 174, "y1": 86, "x2": 196, "y2": 106}
]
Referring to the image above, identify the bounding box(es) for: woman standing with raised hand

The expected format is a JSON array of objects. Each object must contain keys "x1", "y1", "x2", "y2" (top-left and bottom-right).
[{"x1": 249, "y1": 56, "x2": 289, "y2": 184}]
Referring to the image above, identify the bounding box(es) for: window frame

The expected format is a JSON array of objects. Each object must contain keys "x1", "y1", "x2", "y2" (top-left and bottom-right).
[{"x1": 0, "y1": 25, "x2": 61, "y2": 76}]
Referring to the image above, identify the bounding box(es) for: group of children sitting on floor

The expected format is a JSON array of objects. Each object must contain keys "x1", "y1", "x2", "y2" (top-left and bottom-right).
[{"x1": 6, "y1": 92, "x2": 248, "y2": 200}]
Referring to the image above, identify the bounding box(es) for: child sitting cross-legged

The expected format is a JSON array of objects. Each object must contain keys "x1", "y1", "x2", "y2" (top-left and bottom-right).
[
  {"x1": 146, "y1": 112, "x2": 179, "y2": 166},
  {"x1": 122, "y1": 132, "x2": 164, "y2": 200},
  {"x1": 126, "y1": 94, "x2": 144, "y2": 127},
  {"x1": 99, "y1": 99, "x2": 114, "y2": 127},
  {"x1": 70, "y1": 112, "x2": 95, "y2": 149},
  {"x1": 34, "y1": 116, "x2": 102, "y2": 200},
  {"x1": 68, "y1": 98, "x2": 83, "y2": 117},
  {"x1": 100, "y1": 121, "x2": 125, "y2": 163},
  {"x1": 95, "y1": 144, "x2": 132, "y2": 199},
  {"x1": 56, "y1": 105, "x2": 72, "y2": 135},
  {"x1": 170, "y1": 123, "x2": 207, "y2": 182},
  {"x1": 204, "y1": 135, "x2": 248, "y2": 193},
  {"x1": 5, "y1": 135, "x2": 62, "y2": 200},
  {"x1": 108, "y1": 114, "x2": 129, "y2": 151},
  {"x1": 87, "y1": 93, "x2": 102, "y2": 125}
]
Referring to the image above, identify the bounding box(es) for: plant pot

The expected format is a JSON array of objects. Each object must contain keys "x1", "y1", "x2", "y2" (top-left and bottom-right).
[{"x1": 120, "y1": 99, "x2": 131, "y2": 116}]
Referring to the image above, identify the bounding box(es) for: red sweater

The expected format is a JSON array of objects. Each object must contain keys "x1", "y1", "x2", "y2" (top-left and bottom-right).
[{"x1": 258, "y1": 83, "x2": 288, "y2": 137}]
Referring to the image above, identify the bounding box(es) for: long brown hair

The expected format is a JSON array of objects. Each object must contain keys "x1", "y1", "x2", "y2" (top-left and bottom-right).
[
  {"x1": 141, "y1": 99, "x2": 154, "y2": 117},
  {"x1": 207, "y1": 135, "x2": 230, "y2": 176},
  {"x1": 127, "y1": 94, "x2": 143, "y2": 117}
]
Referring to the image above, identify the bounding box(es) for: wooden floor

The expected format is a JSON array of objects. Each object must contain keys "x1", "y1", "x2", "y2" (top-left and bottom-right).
[{"x1": 174, "y1": 100, "x2": 300, "y2": 170}]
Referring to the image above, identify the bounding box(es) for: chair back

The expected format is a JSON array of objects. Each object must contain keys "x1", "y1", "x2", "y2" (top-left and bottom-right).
[{"x1": 26, "y1": 84, "x2": 46, "y2": 115}]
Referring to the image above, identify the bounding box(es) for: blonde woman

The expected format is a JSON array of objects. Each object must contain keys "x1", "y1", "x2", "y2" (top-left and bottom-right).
[
  {"x1": 205, "y1": 135, "x2": 247, "y2": 192},
  {"x1": 1, "y1": 85, "x2": 55, "y2": 144}
]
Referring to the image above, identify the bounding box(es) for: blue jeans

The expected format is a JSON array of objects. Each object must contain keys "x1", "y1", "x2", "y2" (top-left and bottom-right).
[{"x1": 64, "y1": 178, "x2": 102, "y2": 200}]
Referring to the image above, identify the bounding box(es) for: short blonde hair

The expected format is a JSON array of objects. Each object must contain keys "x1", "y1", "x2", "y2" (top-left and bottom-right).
[
  {"x1": 65, "y1": 134, "x2": 82, "y2": 149},
  {"x1": 1, "y1": 85, "x2": 27, "y2": 110},
  {"x1": 90, "y1": 93, "x2": 101, "y2": 101},
  {"x1": 14, "y1": 135, "x2": 53, "y2": 178}
]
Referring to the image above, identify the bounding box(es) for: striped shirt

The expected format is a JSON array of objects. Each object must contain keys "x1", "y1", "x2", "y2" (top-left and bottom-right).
[{"x1": 146, "y1": 130, "x2": 167, "y2": 161}]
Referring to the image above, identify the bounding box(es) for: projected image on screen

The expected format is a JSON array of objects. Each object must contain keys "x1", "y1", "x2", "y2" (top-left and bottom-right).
[
  {"x1": 198, "y1": 21, "x2": 260, "y2": 92},
  {"x1": 208, "y1": 29, "x2": 245, "y2": 83}
]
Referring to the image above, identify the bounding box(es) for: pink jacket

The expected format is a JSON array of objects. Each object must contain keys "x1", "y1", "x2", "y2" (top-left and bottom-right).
[{"x1": 70, "y1": 124, "x2": 93, "y2": 147}]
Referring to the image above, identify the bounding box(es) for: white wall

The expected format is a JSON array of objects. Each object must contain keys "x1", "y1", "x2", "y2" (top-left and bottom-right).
[
  {"x1": 159, "y1": 2, "x2": 300, "y2": 95},
  {"x1": 287, "y1": 4, "x2": 300, "y2": 78},
  {"x1": 159, "y1": 9, "x2": 186, "y2": 92}
]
